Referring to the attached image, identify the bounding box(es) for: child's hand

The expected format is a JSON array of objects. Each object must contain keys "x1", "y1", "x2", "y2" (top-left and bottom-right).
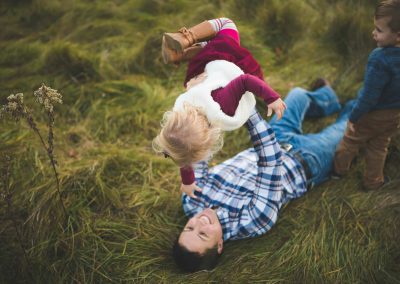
[
  {"x1": 180, "y1": 182, "x2": 203, "y2": 198},
  {"x1": 348, "y1": 121, "x2": 355, "y2": 132},
  {"x1": 267, "y1": 98, "x2": 286, "y2": 120}
]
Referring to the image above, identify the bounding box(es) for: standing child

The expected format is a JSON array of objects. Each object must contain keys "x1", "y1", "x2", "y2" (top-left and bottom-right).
[
  {"x1": 333, "y1": 0, "x2": 400, "y2": 190},
  {"x1": 153, "y1": 18, "x2": 286, "y2": 198}
]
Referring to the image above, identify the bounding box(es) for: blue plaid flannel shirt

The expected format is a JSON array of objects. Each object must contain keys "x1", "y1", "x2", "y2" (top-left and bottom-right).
[{"x1": 182, "y1": 110, "x2": 308, "y2": 241}]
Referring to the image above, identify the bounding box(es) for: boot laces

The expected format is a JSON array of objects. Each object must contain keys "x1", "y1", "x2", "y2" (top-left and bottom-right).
[{"x1": 178, "y1": 27, "x2": 197, "y2": 44}]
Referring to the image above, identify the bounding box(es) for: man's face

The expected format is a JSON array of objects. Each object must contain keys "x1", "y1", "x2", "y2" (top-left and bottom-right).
[
  {"x1": 179, "y1": 208, "x2": 224, "y2": 255},
  {"x1": 372, "y1": 17, "x2": 400, "y2": 47}
]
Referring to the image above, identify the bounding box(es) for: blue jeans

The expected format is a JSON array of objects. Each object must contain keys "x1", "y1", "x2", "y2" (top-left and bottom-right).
[{"x1": 269, "y1": 86, "x2": 354, "y2": 186}]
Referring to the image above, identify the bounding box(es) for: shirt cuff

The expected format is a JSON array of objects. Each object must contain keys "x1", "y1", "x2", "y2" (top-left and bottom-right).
[{"x1": 246, "y1": 109, "x2": 262, "y2": 129}]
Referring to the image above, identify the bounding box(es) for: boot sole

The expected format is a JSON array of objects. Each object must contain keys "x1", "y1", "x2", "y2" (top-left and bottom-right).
[
  {"x1": 164, "y1": 33, "x2": 184, "y2": 53},
  {"x1": 161, "y1": 36, "x2": 169, "y2": 64},
  {"x1": 161, "y1": 36, "x2": 180, "y2": 66}
]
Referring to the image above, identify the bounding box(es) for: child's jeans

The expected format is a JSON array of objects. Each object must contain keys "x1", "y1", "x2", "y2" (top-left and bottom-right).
[{"x1": 334, "y1": 108, "x2": 400, "y2": 190}]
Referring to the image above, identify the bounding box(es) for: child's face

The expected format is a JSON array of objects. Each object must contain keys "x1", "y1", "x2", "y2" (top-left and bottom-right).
[{"x1": 372, "y1": 17, "x2": 400, "y2": 47}]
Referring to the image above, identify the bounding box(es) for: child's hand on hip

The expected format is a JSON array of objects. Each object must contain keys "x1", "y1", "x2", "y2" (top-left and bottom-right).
[
  {"x1": 180, "y1": 182, "x2": 203, "y2": 199},
  {"x1": 267, "y1": 98, "x2": 286, "y2": 120},
  {"x1": 348, "y1": 121, "x2": 355, "y2": 132}
]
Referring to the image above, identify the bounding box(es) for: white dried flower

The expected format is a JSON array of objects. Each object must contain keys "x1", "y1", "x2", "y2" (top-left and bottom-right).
[
  {"x1": 7, "y1": 102, "x2": 18, "y2": 111},
  {"x1": 34, "y1": 84, "x2": 63, "y2": 113},
  {"x1": 7, "y1": 93, "x2": 24, "y2": 105},
  {"x1": 1, "y1": 93, "x2": 25, "y2": 121}
]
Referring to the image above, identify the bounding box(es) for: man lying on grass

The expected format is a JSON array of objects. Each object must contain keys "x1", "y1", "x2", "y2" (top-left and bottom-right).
[{"x1": 173, "y1": 80, "x2": 356, "y2": 272}]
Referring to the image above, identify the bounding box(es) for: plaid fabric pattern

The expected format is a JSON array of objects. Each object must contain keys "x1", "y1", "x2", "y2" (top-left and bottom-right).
[{"x1": 182, "y1": 110, "x2": 308, "y2": 241}]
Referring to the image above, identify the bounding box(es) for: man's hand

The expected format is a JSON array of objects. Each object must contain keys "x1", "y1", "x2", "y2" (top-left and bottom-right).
[
  {"x1": 267, "y1": 98, "x2": 286, "y2": 120},
  {"x1": 348, "y1": 121, "x2": 355, "y2": 132},
  {"x1": 180, "y1": 182, "x2": 202, "y2": 198}
]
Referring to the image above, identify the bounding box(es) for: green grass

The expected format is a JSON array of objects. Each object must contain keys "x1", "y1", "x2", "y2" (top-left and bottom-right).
[{"x1": 1, "y1": 0, "x2": 399, "y2": 283}]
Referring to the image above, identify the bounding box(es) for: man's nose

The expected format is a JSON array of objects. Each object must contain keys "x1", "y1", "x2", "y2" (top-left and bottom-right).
[{"x1": 196, "y1": 218, "x2": 208, "y2": 227}]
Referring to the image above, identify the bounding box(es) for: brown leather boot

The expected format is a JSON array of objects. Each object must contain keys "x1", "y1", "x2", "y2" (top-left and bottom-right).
[
  {"x1": 162, "y1": 40, "x2": 203, "y2": 65},
  {"x1": 162, "y1": 21, "x2": 215, "y2": 64},
  {"x1": 162, "y1": 36, "x2": 179, "y2": 65}
]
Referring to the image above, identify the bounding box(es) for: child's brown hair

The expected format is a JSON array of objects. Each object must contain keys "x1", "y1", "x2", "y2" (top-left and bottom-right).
[
  {"x1": 152, "y1": 103, "x2": 223, "y2": 167},
  {"x1": 375, "y1": 0, "x2": 400, "y2": 32}
]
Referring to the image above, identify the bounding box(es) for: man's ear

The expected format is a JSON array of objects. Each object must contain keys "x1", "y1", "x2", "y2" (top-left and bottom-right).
[{"x1": 217, "y1": 239, "x2": 223, "y2": 254}]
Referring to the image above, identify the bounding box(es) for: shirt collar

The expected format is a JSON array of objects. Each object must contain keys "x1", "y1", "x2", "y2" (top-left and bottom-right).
[{"x1": 216, "y1": 207, "x2": 231, "y2": 241}]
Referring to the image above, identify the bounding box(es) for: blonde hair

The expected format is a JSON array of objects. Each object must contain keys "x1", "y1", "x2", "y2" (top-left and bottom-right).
[{"x1": 152, "y1": 103, "x2": 223, "y2": 166}]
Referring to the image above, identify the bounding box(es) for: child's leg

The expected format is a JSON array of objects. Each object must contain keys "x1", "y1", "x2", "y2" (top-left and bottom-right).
[
  {"x1": 334, "y1": 108, "x2": 400, "y2": 182},
  {"x1": 207, "y1": 18, "x2": 240, "y2": 44},
  {"x1": 164, "y1": 18, "x2": 235, "y2": 52},
  {"x1": 364, "y1": 135, "x2": 391, "y2": 189},
  {"x1": 162, "y1": 20, "x2": 216, "y2": 64},
  {"x1": 363, "y1": 109, "x2": 400, "y2": 189},
  {"x1": 333, "y1": 125, "x2": 365, "y2": 176},
  {"x1": 162, "y1": 18, "x2": 239, "y2": 64}
]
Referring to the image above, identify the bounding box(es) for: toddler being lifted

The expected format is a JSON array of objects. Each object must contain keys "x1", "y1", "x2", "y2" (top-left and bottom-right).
[{"x1": 153, "y1": 18, "x2": 286, "y2": 197}]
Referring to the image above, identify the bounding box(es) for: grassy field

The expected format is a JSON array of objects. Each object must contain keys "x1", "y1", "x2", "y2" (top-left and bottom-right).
[{"x1": 1, "y1": 0, "x2": 399, "y2": 283}]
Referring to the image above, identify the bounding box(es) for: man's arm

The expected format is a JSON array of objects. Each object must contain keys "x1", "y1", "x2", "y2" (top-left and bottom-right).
[
  {"x1": 349, "y1": 50, "x2": 390, "y2": 123},
  {"x1": 246, "y1": 110, "x2": 282, "y2": 169},
  {"x1": 231, "y1": 110, "x2": 283, "y2": 239}
]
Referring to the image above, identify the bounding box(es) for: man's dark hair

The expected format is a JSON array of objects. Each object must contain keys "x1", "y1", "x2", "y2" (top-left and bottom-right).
[
  {"x1": 172, "y1": 237, "x2": 220, "y2": 272},
  {"x1": 375, "y1": 0, "x2": 400, "y2": 32}
]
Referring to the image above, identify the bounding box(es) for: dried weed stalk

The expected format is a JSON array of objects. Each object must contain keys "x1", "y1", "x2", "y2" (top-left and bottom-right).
[{"x1": 0, "y1": 84, "x2": 67, "y2": 216}]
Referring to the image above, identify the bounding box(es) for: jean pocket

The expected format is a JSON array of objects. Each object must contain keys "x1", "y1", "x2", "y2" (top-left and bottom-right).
[{"x1": 299, "y1": 151, "x2": 322, "y2": 181}]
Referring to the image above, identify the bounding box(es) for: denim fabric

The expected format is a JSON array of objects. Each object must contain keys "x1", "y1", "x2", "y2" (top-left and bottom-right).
[
  {"x1": 269, "y1": 86, "x2": 354, "y2": 186},
  {"x1": 306, "y1": 87, "x2": 341, "y2": 117}
]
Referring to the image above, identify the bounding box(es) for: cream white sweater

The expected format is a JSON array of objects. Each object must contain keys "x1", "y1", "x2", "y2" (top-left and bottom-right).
[{"x1": 173, "y1": 60, "x2": 256, "y2": 131}]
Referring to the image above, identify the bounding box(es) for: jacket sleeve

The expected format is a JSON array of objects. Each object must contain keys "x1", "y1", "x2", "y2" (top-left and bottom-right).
[{"x1": 349, "y1": 50, "x2": 390, "y2": 123}]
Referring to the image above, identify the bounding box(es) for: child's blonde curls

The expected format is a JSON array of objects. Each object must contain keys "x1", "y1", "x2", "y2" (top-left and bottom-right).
[{"x1": 152, "y1": 103, "x2": 223, "y2": 166}]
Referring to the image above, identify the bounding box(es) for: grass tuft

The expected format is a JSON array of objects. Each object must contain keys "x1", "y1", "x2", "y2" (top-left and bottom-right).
[{"x1": 43, "y1": 42, "x2": 100, "y2": 82}]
